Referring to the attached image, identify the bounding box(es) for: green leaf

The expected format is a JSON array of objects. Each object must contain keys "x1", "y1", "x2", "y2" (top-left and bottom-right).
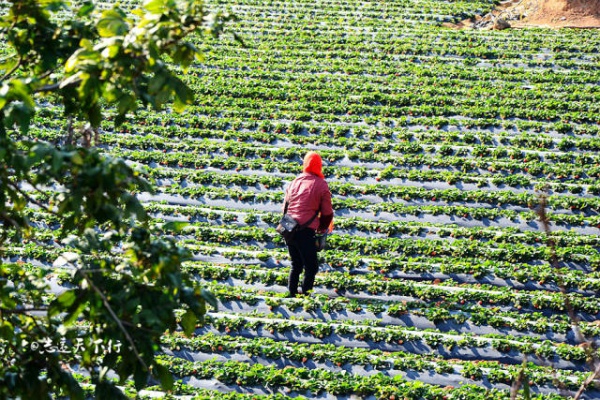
[
  {"x1": 124, "y1": 194, "x2": 147, "y2": 221},
  {"x1": 62, "y1": 373, "x2": 85, "y2": 400},
  {"x1": 173, "y1": 97, "x2": 187, "y2": 113},
  {"x1": 51, "y1": 151, "x2": 63, "y2": 174},
  {"x1": 9, "y1": 79, "x2": 34, "y2": 107},
  {"x1": 163, "y1": 221, "x2": 189, "y2": 233},
  {"x1": 0, "y1": 88, "x2": 7, "y2": 110},
  {"x1": 97, "y1": 11, "x2": 128, "y2": 37},
  {"x1": 144, "y1": 0, "x2": 167, "y2": 14},
  {"x1": 96, "y1": 380, "x2": 127, "y2": 400},
  {"x1": 115, "y1": 113, "x2": 127, "y2": 127},
  {"x1": 47, "y1": 303, "x2": 60, "y2": 318},
  {"x1": 232, "y1": 32, "x2": 246, "y2": 47},
  {"x1": 88, "y1": 102, "x2": 102, "y2": 127},
  {"x1": 133, "y1": 364, "x2": 148, "y2": 391},
  {"x1": 52, "y1": 366, "x2": 85, "y2": 400},
  {"x1": 7, "y1": 102, "x2": 34, "y2": 135},
  {"x1": 172, "y1": 43, "x2": 197, "y2": 69},
  {"x1": 117, "y1": 93, "x2": 136, "y2": 116},
  {"x1": 65, "y1": 49, "x2": 88, "y2": 72},
  {"x1": 180, "y1": 309, "x2": 197, "y2": 337},
  {"x1": 154, "y1": 362, "x2": 174, "y2": 391},
  {"x1": 30, "y1": 143, "x2": 52, "y2": 163},
  {"x1": 79, "y1": 38, "x2": 94, "y2": 50},
  {"x1": 101, "y1": 43, "x2": 120, "y2": 59},
  {"x1": 171, "y1": 78, "x2": 194, "y2": 113},
  {"x1": 0, "y1": 57, "x2": 18, "y2": 77},
  {"x1": 71, "y1": 152, "x2": 84, "y2": 166},
  {"x1": 148, "y1": 72, "x2": 167, "y2": 94},
  {"x1": 77, "y1": 73, "x2": 100, "y2": 104},
  {"x1": 201, "y1": 288, "x2": 218, "y2": 310},
  {"x1": 0, "y1": 320, "x2": 14, "y2": 341},
  {"x1": 44, "y1": 1, "x2": 68, "y2": 12},
  {"x1": 131, "y1": 8, "x2": 145, "y2": 18},
  {"x1": 77, "y1": 1, "x2": 95, "y2": 17},
  {"x1": 55, "y1": 290, "x2": 77, "y2": 308},
  {"x1": 63, "y1": 301, "x2": 87, "y2": 326},
  {"x1": 103, "y1": 82, "x2": 119, "y2": 102},
  {"x1": 13, "y1": 196, "x2": 26, "y2": 211}
]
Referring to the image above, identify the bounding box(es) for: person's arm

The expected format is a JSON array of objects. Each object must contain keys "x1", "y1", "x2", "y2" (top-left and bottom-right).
[
  {"x1": 317, "y1": 183, "x2": 333, "y2": 233},
  {"x1": 318, "y1": 213, "x2": 333, "y2": 233},
  {"x1": 283, "y1": 180, "x2": 292, "y2": 213}
]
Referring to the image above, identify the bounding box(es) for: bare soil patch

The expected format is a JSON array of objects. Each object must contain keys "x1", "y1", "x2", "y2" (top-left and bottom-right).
[{"x1": 448, "y1": 0, "x2": 600, "y2": 29}]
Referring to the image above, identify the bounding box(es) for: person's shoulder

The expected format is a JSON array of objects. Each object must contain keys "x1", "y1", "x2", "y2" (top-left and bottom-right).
[
  {"x1": 305, "y1": 174, "x2": 328, "y2": 185},
  {"x1": 296, "y1": 173, "x2": 328, "y2": 186},
  {"x1": 315, "y1": 176, "x2": 330, "y2": 189},
  {"x1": 288, "y1": 173, "x2": 310, "y2": 189},
  {"x1": 314, "y1": 173, "x2": 327, "y2": 183},
  {"x1": 294, "y1": 173, "x2": 315, "y2": 182}
]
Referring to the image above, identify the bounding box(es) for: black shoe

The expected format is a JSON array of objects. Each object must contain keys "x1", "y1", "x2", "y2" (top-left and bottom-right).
[{"x1": 286, "y1": 292, "x2": 297, "y2": 298}]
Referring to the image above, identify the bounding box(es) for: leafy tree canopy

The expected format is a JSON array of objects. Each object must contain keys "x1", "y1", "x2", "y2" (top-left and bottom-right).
[{"x1": 0, "y1": 0, "x2": 234, "y2": 398}]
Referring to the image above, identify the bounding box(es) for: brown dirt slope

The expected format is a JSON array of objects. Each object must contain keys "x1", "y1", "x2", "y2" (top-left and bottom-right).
[
  {"x1": 513, "y1": 0, "x2": 600, "y2": 28},
  {"x1": 452, "y1": 0, "x2": 600, "y2": 29}
]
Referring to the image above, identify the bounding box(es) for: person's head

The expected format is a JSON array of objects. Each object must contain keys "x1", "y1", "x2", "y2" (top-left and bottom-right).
[{"x1": 303, "y1": 151, "x2": 324, "y2": 178}]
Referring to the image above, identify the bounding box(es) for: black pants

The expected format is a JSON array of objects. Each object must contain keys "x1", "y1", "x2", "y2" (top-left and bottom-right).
[{"x1": 287, "y1": 228, "x2": 318, "y2": 295}]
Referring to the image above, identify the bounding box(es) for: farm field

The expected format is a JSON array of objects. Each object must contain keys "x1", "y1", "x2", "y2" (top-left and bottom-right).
[{"x1": 7, "y1": 0, "x2": 600, "y2": 398}]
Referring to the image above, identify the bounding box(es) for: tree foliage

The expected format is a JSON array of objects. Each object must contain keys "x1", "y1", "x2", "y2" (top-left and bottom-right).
[{"x1": 0, "y1": 0, "x2": 234, "y2": 398}]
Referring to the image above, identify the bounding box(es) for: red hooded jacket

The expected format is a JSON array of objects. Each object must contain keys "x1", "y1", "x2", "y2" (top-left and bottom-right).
[{"x1": 284, "y1": 152, "x2": 333, "y2": 232}]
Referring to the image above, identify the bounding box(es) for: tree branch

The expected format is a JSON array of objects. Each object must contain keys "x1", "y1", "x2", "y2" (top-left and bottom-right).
[
  {"x1": 510, "y1": 356, "x2": 527, "y2": 400},
  {"x1": 0, "y1": 56, "x2": 23, "y2": 82},
  {"x1": 0, "y1": 211, "x2": 20, "y2": 230},
  {"x1": 536, "y1": 194, "x2": 600, "y2": 399},
  {"x1": 120, "y1": 320, "x2": 161, "y2": 335},
  {"x1": 81, "y1": 270, "x2": 148, "y2": 371},
  {"x1": 536, "y1": 195, "x2": 584, "y2": 338},
  {"x1": 33, "y1": 78, "x2": 80, "y2": 94},
  {"x1": 65, "y1": 116, "x2": 74, "y2": 146},
  {"x1": 6, "y1": 179, "x2": 57, "y2": 216},
  {"x1": 575, "y1": 363, "x2": 600, "y2": 399}
]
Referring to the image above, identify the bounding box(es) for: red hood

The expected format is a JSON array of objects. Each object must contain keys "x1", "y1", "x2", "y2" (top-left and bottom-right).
[{"x1": 303, "y1": 151, "x2": 324, "y2": 178}]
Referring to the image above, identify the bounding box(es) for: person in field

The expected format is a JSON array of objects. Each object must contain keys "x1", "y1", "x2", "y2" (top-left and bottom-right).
[{"x1": 282, "y1": 151, "x2": 333, "y2": 297}]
